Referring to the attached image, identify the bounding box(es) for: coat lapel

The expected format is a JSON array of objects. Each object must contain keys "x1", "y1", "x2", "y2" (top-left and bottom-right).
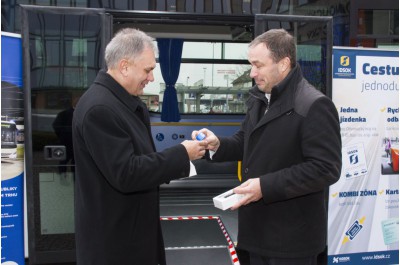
[
  {"x1": 252, "y1": 86, "x2": 296, "y2": 133},
  {"x1": 254, "y1": 100, "x2": 292, "y2": 131},
  {"x1": 94, "y1": 70, "x2": 140, "y2": 117},
  {"x1": 251, "y1": 65, "x2": 302, "y2": 133},
  {"x1": 94, "y1": 70, "x2": 156, "y2": 151}
]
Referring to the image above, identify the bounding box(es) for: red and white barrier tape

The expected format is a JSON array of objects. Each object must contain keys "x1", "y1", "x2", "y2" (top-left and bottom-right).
[{"x1": 161, "y1": 215, "x2": 240, "y2": 265}]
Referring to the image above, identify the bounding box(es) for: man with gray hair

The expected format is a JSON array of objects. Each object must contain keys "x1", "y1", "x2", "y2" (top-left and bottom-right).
[{"x1": 73, "y1": 28, "x2": 207, "y2": 265}]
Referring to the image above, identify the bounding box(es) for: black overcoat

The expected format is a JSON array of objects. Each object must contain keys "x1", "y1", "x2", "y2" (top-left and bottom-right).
[
  {"x1": 213, "y1": 65, "x2": 342, "y2": 258},
  {"x1": 72, "y1": 70, "x2": 190, "y2": 265}
]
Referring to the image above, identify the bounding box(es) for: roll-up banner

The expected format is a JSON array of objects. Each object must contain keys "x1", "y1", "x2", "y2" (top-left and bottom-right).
[
  {"x1": 329, "y1": 47, "x2": 399, "y2": 264},
  {"x1": 1, "y1": 32, "x2": 25, "y2": 265}
]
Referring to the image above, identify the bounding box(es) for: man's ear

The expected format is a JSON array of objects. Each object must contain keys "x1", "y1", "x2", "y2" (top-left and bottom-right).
[
  {"x1": 280, "y1": 57, "x2": 291, "y2": 73},
  {"x1": 119, "y1": 59, "x2": 129, "y2": 77}
]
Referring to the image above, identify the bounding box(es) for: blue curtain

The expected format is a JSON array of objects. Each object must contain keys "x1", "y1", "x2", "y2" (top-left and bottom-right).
[{"x1": 157, "y1": 38, "x2": 184, "y2": 122}]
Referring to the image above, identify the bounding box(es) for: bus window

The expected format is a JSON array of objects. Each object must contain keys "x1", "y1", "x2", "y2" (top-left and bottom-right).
[{"x1": 143, "y1": 41, "x2": 250, "y2": 114}]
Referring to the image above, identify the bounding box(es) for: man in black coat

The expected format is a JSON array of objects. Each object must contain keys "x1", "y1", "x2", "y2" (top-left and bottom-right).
[
  {"x1": 72, "y1": 28, "x2": 207, "y2": 265},
  {"x1": 193, "y1": 29, "x2": 342, "y2": 265}
]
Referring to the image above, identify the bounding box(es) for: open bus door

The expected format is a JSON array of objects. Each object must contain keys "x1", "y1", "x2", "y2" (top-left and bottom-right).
[{"x1": 21, "y1": 5, "x2": 112, "y2": 264}]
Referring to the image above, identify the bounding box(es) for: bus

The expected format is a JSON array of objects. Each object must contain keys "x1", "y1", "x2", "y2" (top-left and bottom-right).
[{"x1": 1, "y1": 0, "x2": 398, "y2": 264}]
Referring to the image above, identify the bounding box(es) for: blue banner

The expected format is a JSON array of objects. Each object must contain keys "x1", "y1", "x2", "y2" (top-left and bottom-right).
[
  {"x1": 329, "y1": 250, "x2": 398, "y2": 264},
  {"x1": 1, "y1": 32, "x2": 25, "y2": 265}
]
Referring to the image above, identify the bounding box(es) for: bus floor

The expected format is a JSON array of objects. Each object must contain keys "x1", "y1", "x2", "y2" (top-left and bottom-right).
[
  {"x1": 159, "y1": 184, "x2": 247, "y2": 265},
  {"x1": 159, "y1": 190, "x2": 326, "y2": 265}
]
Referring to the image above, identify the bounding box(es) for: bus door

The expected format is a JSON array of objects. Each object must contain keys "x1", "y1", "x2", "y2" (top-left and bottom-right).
[
  {"x1": 254, "y1": 14, "x2": 333, "y2": 97},
  {"x1": 21, "y1": 5, "x2": 112, "y2": 264}
]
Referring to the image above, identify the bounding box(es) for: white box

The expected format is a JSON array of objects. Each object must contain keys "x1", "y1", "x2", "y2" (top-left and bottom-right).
[{"x1": 213, "y1": 189, "x2": 244, "y2": 210}]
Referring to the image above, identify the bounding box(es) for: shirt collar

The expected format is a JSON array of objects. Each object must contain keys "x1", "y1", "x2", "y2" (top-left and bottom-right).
[
  {"x1": 269, "y1": 64, "x2": 300, "y2": 103},
  {"x1": 95, "y1": 69, "x2": 143, "y2": 112}
]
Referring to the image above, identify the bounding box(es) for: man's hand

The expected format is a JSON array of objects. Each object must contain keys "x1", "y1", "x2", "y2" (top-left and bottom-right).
[
  {"x1": 191, "y1": 128, "x2": 220, "y2": 152},
  {"x1": 180, "y1": 140, "x2": 208, "y2": 160},
  {"x1": 231, "y1": 178, "x2": 263, "y2": 210}
]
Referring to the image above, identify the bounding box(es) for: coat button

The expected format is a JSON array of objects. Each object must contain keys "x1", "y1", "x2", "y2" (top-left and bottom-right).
[{"x1": 244, "y1": 168, "x2": 249, "y2": 174}]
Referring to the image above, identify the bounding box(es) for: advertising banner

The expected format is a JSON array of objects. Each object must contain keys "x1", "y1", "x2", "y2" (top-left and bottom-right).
[
  {"x1": 1, "y1": 32, "x2": 25, "y2": 265},
  {"x1": 329, "y1": 47, "x2": 399, "y2": 264}
]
